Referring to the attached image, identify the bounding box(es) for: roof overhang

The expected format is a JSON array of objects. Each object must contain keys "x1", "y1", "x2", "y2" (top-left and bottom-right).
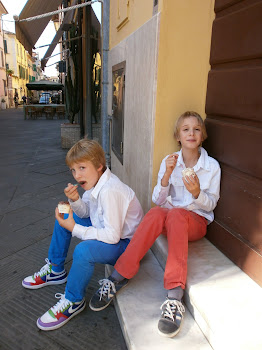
[
  {"x1": 26, "y1": 79, "x2": 63, "y2": 91},
  {"x1": 15, "y1": 0, "x2": 62, "y2": 55}
]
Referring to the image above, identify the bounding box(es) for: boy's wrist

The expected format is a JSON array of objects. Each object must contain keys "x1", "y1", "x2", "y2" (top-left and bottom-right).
[
  {"x1": 161, "y1": 171, "x2": 171, "y2": 187},
  {"x1": 68, "y1": 195, "x2": 79, "y2": 202},
  {"x1": 193, "y1": 189, "x2": 200, "y2": 199}
]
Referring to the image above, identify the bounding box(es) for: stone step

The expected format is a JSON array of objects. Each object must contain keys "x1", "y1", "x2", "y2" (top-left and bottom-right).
[
  {"x1": 151, "y1": 236, "x2": 262, "y2": 350},
  {"x1": 106, "y1": 250, "x2": 212, "y2": 350}
]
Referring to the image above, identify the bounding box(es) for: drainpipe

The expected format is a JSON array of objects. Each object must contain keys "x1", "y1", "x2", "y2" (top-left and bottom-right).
[
  {"x1": 78, "y1": 0, "x2": 84, "y2": 136},
  {"x1": 101, "y1": 0, "x2": 110, "y2": 167},
  {"x1": 85, "y1": 5, "x2": 92, "y2": 139}
]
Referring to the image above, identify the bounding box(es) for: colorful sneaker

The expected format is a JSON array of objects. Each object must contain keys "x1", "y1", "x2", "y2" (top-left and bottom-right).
[
  {"x1": 158, "y1": 298, "x2": 185, "y2": 338},
  {"x1": 22, "y1": 258, "x2": 67, "y2": 289},
  {"x1": 37, "y1": 293, "x2": 86, "y2": 331},
  {"x1": 89, "y1": 277, "x2": 128, "y2": 311}
]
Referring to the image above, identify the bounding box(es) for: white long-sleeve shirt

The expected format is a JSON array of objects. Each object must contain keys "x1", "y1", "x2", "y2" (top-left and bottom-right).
[
  {"x1": 70, "y1": 168, "x2": 144, "y2": 244},
  {"x1": 152, "y1": 147, "x2": 221, "y2": 223}
]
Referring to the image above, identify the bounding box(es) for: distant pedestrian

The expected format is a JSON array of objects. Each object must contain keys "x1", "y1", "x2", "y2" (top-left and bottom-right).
[
  {"x1": 14, "y1": 96, "x2": 18, "y2": 109},
  {"x1": 22, "y1": 95, "x2": 27, "y2": 105}
]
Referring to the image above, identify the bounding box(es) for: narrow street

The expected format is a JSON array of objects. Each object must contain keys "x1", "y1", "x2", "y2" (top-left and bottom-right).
[{"x1": 0, "y1": 107, "x2": 127, "y2": 350}]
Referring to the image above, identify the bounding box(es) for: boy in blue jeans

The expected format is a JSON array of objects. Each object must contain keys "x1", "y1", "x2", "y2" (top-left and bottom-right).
[{"x1": 22, "y1": 139, "x2": 143, "y2": 331}]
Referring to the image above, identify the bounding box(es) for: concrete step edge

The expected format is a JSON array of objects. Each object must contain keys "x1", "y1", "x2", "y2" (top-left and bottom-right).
[
  {"x1": 106, "y1": 250, "x2": 212, "y2": 350},
  {"x1": 151, "y1": 236, "x2": 262, "y2": 350}
]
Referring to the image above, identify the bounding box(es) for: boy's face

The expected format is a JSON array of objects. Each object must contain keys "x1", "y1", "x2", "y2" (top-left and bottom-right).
[
  {"x1": 177, "y1": 116, "x2": 203, "y2": 150},
  {"x1": 70, "y1": 160, "x2": 103, "y2": 191}
]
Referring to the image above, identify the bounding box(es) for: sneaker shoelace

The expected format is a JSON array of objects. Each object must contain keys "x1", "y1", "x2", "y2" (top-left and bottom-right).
[
  {"x1": 33, "y1": 258, "x2": 52, "y2": 279},
  {"x1": 51, "y1": 293, "x2": 73, "y2": 314},
  {"x1": 160, "y1": 299, "x2": 185, "y2": 322},
  {"x1": 98, "y1": 278, "x2": 116, "y2": 301}
]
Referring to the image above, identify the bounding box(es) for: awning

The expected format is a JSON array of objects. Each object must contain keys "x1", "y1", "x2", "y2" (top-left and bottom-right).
[
  {"x1": 41, "y1": 2, "x2": 101, "y2": 70},
  {"x1": 0, "y1": 3, "x2": 8, "y2": 15},
  {"x1": 40, "y1": 0, "x2": 78, "y2": 70},
  {"x1": 15, "y1": 0, "x2": 62, "y2": 55},
  {"x1": 26, "y1": 80, "x2": 63, "y2": 91}
]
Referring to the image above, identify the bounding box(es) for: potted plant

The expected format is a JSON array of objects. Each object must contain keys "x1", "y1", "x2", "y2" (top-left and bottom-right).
[
  {"x1": 1, "y1": 98, "x2": 6, "y2": 109},
  {"x1": 61, "y1": 25, "x2": 81, "y2": 149},
  {"x1": 6, "y1": 69, "x2": 14, "y2": 76}
]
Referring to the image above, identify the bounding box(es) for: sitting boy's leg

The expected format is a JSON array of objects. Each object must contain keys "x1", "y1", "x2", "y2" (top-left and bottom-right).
[
  {"x1": 115, "y1": 207, "x2": 168, "y2": 279},
  {"x1": 65, "y1": 238, "x2": 129, "y2": 302},
  {"x1": 158, "y1": 209, "x2": 207, "y2": 338},
  {"x1": 37, "y1": 238, "x2": 129, "y2": 330},
  {"x1": 90, "y1": 207, "x2": 168, "y2": 311},
  {"x1": 164, "y1": 208, "x2": 207, "y2": 290},
  {"x1": 48, "y1": 214, "x2": 92, "y2": 271},
  {"x1": 22, "y1": 214, "x2": 92, "y2": 289}
]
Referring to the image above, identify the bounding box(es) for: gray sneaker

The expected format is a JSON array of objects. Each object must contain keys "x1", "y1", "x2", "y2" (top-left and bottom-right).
[
  {"x1": 89, "y1": 277, "x2": 128, "y2": 311},
  {"x1": 158, "y1": 298, "x2": 185, "y2": 337}
]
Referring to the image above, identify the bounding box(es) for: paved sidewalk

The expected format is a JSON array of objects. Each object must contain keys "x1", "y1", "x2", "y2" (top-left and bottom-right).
[{"x1": 0, "y1": 108, "x2": 127, "y2": 350}]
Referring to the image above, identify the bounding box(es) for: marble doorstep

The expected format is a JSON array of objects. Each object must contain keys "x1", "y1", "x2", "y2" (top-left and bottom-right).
[
  {"x1": 151, "y1": 236, "x2": 262, "y2": 350},
  {"x1": 106, "y1": 250, "x2": 212, "y2": 350}
]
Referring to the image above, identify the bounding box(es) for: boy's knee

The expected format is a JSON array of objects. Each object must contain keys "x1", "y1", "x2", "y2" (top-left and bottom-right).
[
  {"x1": 146, "y1": 207, "x2": 167, "y2": 222},
  {"x1": 73, "y1": 242, "x2": 86, "y2": 261},
  {"x1": 166, "y1": 208, "x2": 187, "y2": 222},
  {"x1": 73, "y1": 241, "x2": 94, "y2": 262}
]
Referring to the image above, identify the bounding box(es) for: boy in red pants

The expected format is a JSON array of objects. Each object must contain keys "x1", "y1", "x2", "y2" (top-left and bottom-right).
[{"x1": 89, "y1": 111, "x2": 221, "y2": 338}]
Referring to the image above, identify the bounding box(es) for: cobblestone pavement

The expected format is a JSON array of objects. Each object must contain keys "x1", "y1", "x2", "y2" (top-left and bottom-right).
[{"x1": 0, "y1": 108, "x2": 127, "y2": 350}]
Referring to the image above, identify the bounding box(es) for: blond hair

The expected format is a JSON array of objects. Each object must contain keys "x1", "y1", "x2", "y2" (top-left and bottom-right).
[
  {"x1": 174, "y1": 111, "x2": 207, "y2": 146},
  {"x1": 66, "y1": 139, "x2": 106, "y2": 170}
]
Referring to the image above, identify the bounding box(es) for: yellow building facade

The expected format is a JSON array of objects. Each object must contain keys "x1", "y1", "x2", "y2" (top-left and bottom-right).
[
  {"x1": 4, "y1": 31, "x2": 30, "y2": 105},
  {"x1": 108, "y1": 0, "x2": 215, "y2": 212},
  {"x1": 16, "y1": 38, "x2": 29, "y2": 100}
]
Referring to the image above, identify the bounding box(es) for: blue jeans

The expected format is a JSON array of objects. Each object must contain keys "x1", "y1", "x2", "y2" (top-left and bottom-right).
[{"x1": 48, "y1": 213, "x2": 130, "y2": 302}]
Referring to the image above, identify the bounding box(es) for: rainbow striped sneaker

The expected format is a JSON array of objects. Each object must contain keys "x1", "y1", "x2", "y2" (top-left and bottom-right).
[
  {"x1": 22, "y1": 258, "x2": 67, "y2": 289},
  {"x1": 37, "y1": 293, "x2": 86, "y2": 331}
]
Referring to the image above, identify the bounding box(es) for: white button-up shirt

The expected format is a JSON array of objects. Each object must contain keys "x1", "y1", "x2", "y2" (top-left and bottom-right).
[
  {"x1": 152, "y1": 147, "x2": 221, "y2": 223},
  {"x1": 70, "y1": 168, "x2": 144, "y2": 244}
]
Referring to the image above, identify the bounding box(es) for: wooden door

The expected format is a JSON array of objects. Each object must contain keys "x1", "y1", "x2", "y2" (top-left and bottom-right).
[{"x1": 204, "y1": 0, "x2": 262, "y2": 286}]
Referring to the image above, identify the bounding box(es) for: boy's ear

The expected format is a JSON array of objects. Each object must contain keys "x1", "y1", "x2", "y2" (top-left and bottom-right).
[{"x1": 97, "y1": 164, "x2": 103, "y2": 172}]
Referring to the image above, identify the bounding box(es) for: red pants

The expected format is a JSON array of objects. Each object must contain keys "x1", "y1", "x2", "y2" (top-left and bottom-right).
[{"x1": 115, "y1": 207, "x2": 207, "y2": 290}]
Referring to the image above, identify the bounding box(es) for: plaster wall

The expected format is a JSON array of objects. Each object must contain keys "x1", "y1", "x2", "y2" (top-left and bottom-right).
[{"x1": 109, "y1": 14, "x2": 160, "y2": 212}]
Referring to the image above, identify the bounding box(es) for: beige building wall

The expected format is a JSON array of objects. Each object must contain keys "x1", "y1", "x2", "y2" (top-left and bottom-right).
[
  {"x1": 152, "y1": 0, "x2": 215, "y2": 192},
  {"x1": 27, "y1": 54, "x2": 34, "y2": 81},
  {"x1": 109, "y1": 0, "x2": 214, "y2": 212},
  {"x1": 16, "y1": 39, "x2": 28, "y2": 100}
]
